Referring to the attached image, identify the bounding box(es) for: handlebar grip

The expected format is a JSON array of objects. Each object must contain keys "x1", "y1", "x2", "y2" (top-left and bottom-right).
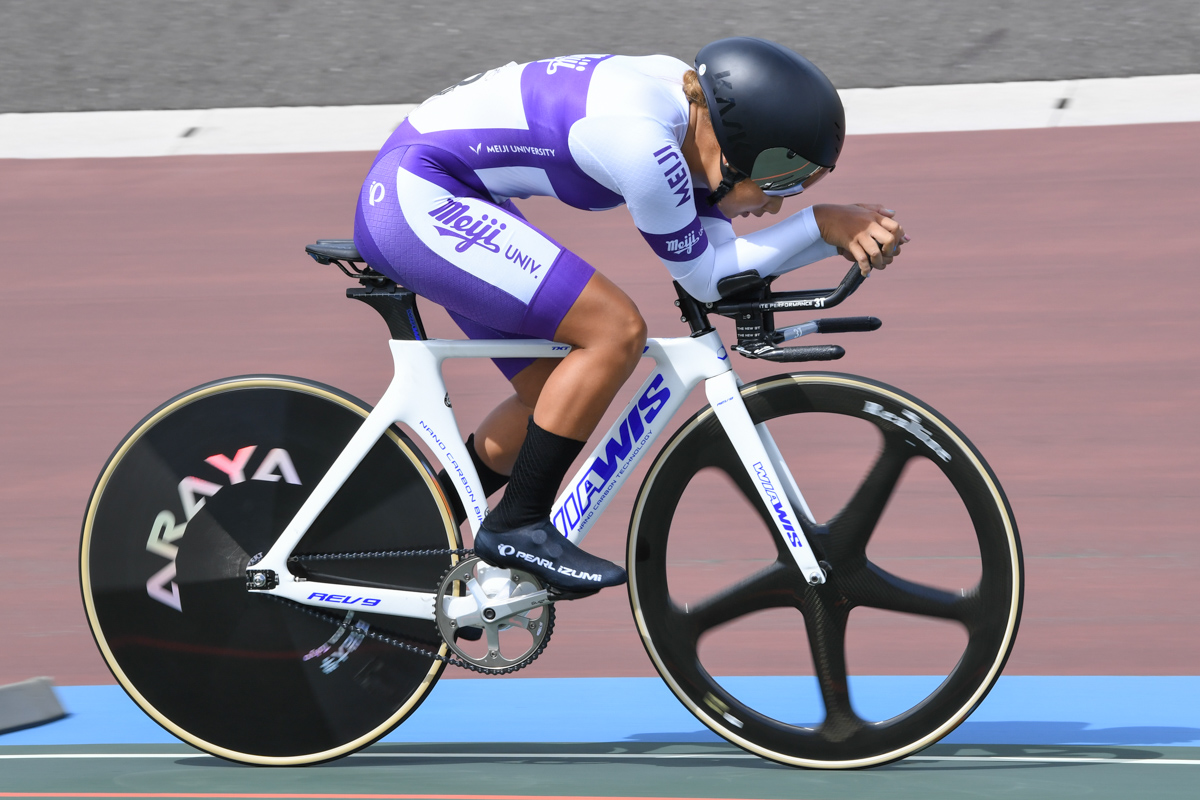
[
  {"x1": 753, "y1": 345, "x2": 845, "y2": 363},
  {"x1": 814, "y1": 316, "x2": 882, "y2": 334}
]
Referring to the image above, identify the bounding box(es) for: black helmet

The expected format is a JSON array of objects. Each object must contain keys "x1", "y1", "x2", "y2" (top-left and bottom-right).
[{"x1": 695, "y1": 37, "x2": 844, "y2": 198}]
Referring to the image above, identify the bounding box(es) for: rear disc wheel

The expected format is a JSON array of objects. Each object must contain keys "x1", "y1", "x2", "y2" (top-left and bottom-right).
[{"x1": 80, "y1": 376, "x2": 459, "y2": 764}]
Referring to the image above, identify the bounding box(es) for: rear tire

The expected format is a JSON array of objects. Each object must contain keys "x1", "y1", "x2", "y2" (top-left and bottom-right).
[{"x1": 80, "y1": 376, "x2": 459, "y2": 764}]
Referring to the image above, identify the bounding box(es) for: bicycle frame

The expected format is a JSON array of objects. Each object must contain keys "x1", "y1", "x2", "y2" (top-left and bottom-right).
[{"x1": 249, "y1": 329, "x2": 827, "y2": 621}]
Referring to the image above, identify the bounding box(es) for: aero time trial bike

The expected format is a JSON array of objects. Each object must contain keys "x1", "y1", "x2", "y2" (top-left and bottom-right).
[{"x1": 80, "y1": 239, "x2": 1022, "y2": 769}]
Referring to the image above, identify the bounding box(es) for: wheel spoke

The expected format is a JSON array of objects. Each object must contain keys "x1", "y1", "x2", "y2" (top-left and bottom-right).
[
  {"x1": 801, "y1": 596, "x2": 861, "y2": 739},
  {"x1": 827, "y1": 433, "x2": 912, "y2": 552},
  {"x1": 629, "y1": 377, "x2": 1023, "y2": 766},
  {"x1": 847, "y1": 561, "x2": 973, "y2": 623},
  {"x1": 687, "y1": 561, "x2": 797, "y2": 635}
]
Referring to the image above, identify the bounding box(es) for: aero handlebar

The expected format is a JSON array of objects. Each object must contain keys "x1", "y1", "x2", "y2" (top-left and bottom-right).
[{"x1": 709, "y1": 264, "x2": 868, "y2": 317}]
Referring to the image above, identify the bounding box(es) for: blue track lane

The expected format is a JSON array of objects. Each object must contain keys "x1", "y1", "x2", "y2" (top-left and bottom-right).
[{"x1": 2, "y1": 677, "x2": 1198, "y2": 748}]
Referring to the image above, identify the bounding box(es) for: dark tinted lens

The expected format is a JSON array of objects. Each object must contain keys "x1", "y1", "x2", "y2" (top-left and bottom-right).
[
  {"x1": 750, "y1": 148, "x2": 824, "y2": 192},
  {"x1": 758, "y1": 167, "x2": 829, "y2": 197}
]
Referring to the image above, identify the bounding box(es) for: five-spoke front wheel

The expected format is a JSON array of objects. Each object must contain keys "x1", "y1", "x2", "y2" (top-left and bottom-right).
[{"x1": 627, "y1": 373, "x2": 1022, "y2": 768}]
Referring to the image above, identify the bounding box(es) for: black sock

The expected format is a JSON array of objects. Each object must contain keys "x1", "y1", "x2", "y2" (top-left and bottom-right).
[
  {"x1": 483, "y1": 418, "x2": 585, "y2": 531},
  {"x1": 437, "y1": 434, "x2": 510, "y2": 525},
  {"x1": 466, "y1": 433, "x2": 510, "y2": 496}
]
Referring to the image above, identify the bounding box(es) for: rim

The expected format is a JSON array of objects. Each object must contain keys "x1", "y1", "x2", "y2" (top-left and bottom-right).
[
  {"x1": 79, "y1": 376, "x2": 457, "y2": 764},
  {"x1": 628, "y1": 373, "x2": 1022, "y2": 768}
]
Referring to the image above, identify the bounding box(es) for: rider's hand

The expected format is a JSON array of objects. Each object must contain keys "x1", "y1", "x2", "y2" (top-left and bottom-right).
[{"x1": 813, "y1": 204, "x2": 908, "y2": 276}]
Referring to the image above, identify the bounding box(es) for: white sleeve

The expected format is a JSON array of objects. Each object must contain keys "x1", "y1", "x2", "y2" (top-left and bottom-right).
[
  {"x1": 570, "y1": 116, "x2": 837, "y2": 303},
  {"x1": 677, "y1": 207, "x2": 839, "y2": 302},
  {"x1": 570, "y1": 114, "x2": 705, "y2": 248}
]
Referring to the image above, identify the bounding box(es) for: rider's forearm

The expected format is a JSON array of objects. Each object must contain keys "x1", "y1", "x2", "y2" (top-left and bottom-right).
[
  {"x1": 726, "y1": 206, "x2": 837, "y2": 273},
  {"x1": 763, "y1": 236, "x2": 840, "y2": 277},
  {"x1": 671, "y1": 208, "x2": 837, "y2": 301}
]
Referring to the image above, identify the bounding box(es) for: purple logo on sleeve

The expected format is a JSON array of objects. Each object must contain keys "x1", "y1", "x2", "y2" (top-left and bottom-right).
[
  {"x1": 653, "y1": 145, "x2": 691, "y2": 207},
  {"x1": 666, "y1": 230, "x2": 703, "y2": 256},
  {"x1": 641, "y1": 217, "x2": 708, "y2": 263},
  {"x1": 428, "y1": 199, "x2": 508, "y2": 254},
  {"x1": 543, "y1": 55, "x2": 598, "y2": 74}
]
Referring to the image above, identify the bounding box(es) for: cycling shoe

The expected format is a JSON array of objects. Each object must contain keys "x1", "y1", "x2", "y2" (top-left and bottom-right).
[{"x1": 473, "y1": 518, "x2": 626, "y2": 593}]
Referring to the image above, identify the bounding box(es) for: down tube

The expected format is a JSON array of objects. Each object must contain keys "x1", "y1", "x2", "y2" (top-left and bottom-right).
[{"x1": 551, "y1": 366, "x2": 693, "y2": 545}]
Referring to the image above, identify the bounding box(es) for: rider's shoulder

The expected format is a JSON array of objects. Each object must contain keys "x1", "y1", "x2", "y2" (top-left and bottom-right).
[
  {"x1": 582, "y1": 55, "x2": 690, "y2": 131},
  {"x1": 588, "y1": 54, "x2": 692, "y2": 95},
  {"x1": 598, "y1": 54, "x2": 691, "y2": 78}
]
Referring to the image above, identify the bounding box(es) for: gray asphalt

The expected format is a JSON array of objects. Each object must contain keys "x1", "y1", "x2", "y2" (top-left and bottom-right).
[{"x1": 2, "y1": 0, "x2": 1198, "y2": 113}]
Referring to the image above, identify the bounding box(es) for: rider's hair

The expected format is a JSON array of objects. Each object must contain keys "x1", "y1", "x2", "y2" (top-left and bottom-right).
[{"x1": 682, "y1": 69, "x2": 707, "y2": 107}]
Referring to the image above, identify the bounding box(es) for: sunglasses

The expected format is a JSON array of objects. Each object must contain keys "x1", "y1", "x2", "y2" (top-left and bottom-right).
[
  {"x1": 752, "y1": 147, "x2": 832, "y2": 195},
  {"x1": 723, "y1": 148, "x2": 831, "y2": 197}
]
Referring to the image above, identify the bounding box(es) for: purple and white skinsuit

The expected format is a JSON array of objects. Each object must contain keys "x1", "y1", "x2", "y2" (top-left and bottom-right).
[{"x1": 354, "y1": 54, "x2": 837, "y2": 378}]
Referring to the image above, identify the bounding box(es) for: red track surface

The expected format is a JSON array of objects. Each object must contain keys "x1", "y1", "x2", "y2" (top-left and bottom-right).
[{"x1": 1, "y1": 122, "x2": 1197, "y2": 685}]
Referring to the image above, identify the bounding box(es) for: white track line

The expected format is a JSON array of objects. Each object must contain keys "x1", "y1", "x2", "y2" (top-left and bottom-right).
[
  {"x1": 907, "y1": 755, "x2": 1200, "y2": 766},
  {"x1": 1, "y1": 74, "x2": 1197, "y2": 159},
  {"x1": 0, "y1": 752, "x2": 1197, "y2": 765}
]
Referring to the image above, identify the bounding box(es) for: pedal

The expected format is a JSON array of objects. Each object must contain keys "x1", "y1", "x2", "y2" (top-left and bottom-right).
[
  {"x1": 453, "y1": 626, "x2": 482, "y2": 642},
  {"x1": 547, "y1": 586, "x2": 601, "y2": 601}
]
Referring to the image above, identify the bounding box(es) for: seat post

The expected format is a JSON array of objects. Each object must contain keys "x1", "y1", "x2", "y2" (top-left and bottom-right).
[
  {"x1": 347, "y1": 282, "x2": 428, "y2": 341},
  {"x1": 306, "y1": 238, "x2": 428, "y2": 341}
]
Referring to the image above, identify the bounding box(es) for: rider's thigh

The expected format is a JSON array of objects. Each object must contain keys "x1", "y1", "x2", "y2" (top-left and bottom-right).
[
  {"x1": 553, "y1": 272, "x2": 647, "y2": 365},
  {"x1": 446, "y1": 312, "x2": 547, "y2": 382},
  {"x1": 355, "y1": 144, "x2": 595, "y2": 342},
  {"x1": 354, "y1": 144, "x2": 600, "y2": 380}
]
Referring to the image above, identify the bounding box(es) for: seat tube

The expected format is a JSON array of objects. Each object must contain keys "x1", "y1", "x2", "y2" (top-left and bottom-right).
[
  {"x1": 704, "y1": 371, "x2": 826, "y2": 585},
  {"x1": 385, "y1": 340, "x2": 488, "y2": 530},
  {"x1": 252, "y1": 340, "x2": 486, "y2": 577}
]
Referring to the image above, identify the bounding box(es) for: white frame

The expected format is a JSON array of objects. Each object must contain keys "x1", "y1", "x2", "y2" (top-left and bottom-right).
[{"x1": 250, "y1": 329, "x2": 827, "y2": 622}]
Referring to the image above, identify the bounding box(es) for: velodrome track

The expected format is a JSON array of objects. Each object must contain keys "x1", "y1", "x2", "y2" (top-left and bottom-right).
[{"x1": 1, "y1": 96, "x2": 1199, "y2": 796}]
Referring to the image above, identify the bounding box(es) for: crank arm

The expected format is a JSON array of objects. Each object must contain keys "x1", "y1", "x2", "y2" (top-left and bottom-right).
[{"x1": 442, "y1": 582, "x2": 550, "y2": 629}]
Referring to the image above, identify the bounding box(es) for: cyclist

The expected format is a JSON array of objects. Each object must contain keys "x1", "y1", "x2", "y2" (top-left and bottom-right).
[{"x1": 353, "y1": 37, "x2": 906, "y2": 596}]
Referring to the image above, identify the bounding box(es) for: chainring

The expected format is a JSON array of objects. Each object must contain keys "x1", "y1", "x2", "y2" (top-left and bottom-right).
[{"x1": 434, "y1": 556, "x2": 554, "y2": 673}]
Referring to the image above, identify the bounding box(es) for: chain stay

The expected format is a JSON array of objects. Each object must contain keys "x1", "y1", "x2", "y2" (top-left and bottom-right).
[{"x1": 273, "y1": 547, "x2": 554, "y2": 675}]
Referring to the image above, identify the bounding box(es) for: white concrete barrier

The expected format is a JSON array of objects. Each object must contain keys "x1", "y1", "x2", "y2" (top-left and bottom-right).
[{"x1": 1, "y1": 74, "x2": 1198, "y2": 159}]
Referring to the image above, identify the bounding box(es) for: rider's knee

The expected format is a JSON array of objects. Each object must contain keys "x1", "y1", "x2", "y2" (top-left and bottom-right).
[{"x1": 612, "y1": 307, "x2": 648, "y2": 368}]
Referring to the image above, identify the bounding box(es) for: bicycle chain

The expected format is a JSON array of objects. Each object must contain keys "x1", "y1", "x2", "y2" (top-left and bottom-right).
[
  {"x1": 276, "y1": 547, "x2": 554, "y2": 675},
  {"x1": 290, "y1": 548, "x2": 477, "y2": 562}
]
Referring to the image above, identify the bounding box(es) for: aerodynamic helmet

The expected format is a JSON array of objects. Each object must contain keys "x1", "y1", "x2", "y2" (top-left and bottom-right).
[{"x1": 695, "y1": 37, "x2": 845, "y2": 200}]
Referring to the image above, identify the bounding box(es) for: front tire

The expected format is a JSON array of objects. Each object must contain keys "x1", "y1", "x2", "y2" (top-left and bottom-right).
[{"x1": 627, "y1": 373, "x2": 1022, "y2": 768}]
